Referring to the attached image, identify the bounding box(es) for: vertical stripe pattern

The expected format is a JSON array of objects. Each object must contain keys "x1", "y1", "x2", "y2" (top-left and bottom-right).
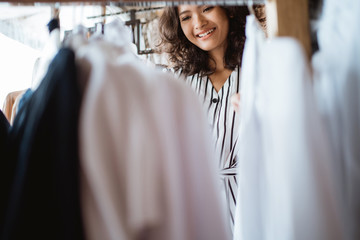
[{"x1": 185, "y1": 68, "x2": 241, "y2": 232}]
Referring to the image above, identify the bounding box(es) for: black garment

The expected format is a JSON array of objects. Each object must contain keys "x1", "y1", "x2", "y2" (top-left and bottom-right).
[
  {"x1": 0, "y1": 110, "x2": 9, "y2": 150},
  {"x1": 0, "y1": 110, "x2": 10, "y2": 229},
  {"x1": 47, "y1": 18, "x2": 60, "y2": 33},
  {"x1": 17, "y1": 88, "x2": 33, "y2": 113},
  {"x1": 2, "y1": 48, "x2": 84, "y2": 240}
]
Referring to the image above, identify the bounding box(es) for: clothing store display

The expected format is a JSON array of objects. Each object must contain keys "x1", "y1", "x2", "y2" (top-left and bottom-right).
[
  {"x1": 2, "y1": 48, "x2": 84, "y2": 240},
  {"x1": 233, "y1": 14, "x2": 344, "y2": 240},
  {"x1": 1, "y1": 2, "x2": 359, "y2": 240},
  {"x1": 313, "y1": 0, "x2": 360, "y2": 238},
  {"x1": 184, "y1": 65, "x2": 241, "y2": 231},
  {"x1": 258, "y1": 37, "x2": 343, "y2": 240},
  {"x1": 77, "y1": 19, "x2": 230, "y2": 240},
  {"x1": 141, "y1": 18, "x2": 169, "y2": 66}
]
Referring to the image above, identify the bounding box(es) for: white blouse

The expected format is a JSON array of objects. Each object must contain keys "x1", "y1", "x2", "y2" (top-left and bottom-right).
[{"x1": 76, "y1": 20, "x2": 230, "y2": 240}]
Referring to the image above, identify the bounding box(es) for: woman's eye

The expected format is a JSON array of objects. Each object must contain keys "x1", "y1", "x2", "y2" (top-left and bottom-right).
[
  {"x1": 203, "y1": 6, "x2": 214, "y2": 12},
  {"x1": 181, "y1": 16, "x2": 190, "y2": 22}
]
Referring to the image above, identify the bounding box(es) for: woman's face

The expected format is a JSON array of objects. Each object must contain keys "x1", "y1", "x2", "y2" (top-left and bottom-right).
[{"x1": 178, "y1": 5, "x2": 229, "y2": 54}]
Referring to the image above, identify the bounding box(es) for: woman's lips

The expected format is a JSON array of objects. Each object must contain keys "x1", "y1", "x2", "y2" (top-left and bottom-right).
[{"x1": 196, "y1": 27, "x2": 216, "y2": 39}]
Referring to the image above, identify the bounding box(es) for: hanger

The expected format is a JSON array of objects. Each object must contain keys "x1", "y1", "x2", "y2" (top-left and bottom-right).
[{"x1": 247, "y1": 0, "x2": 256, "y2": 16}]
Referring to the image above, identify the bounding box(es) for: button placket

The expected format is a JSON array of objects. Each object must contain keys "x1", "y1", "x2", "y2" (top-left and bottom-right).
[{"x1": 211, "y1": 87, "x2": 220, "y2": 104}]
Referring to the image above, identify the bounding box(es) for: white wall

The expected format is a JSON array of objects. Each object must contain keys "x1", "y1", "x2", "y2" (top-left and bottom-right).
[{"x1": 0, "y1": 33, "x2": 39, "y2": 109}]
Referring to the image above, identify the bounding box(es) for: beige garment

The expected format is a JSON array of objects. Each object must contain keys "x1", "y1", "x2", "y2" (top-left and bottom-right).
[
  {"x1": 11, "y1": 90, "x2": 26, "y2": 124},
  {"x1": 2, "y1": 89, "x2": 26, "y2": 123},
  {"x1": 77, "y1": 20, "x2": 230, "y2": 240}
]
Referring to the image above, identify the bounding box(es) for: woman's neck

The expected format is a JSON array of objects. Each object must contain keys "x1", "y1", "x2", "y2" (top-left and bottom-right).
[
  {"x1": 209, "y1": 47, "x2": 227, "y2": 73},
  {"x1": 208, "y1": 48, "x2": 232, "y2": 92}
]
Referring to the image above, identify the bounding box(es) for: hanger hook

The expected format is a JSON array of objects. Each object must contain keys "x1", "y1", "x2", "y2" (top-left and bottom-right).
[{"x1": 247, "y1": 0, "x2": 256, "y2": 16}]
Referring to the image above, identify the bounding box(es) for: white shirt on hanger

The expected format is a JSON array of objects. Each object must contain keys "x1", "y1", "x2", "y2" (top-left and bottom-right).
[
  {"x1": 32, "y1": 27, "x2": 61, "y2": 90},
  {"x1": 77, "y1": 19, "x2": 230, "y2": 240},
  {"x1": 233, "y1": 14, "x2": 344, "y2": 240},
  {"x1": 313, "y1": 0, "x2": 360, "y2": 238},
  {"x1": 233, "y1": 14, "x2": 266, "y2": 240}
]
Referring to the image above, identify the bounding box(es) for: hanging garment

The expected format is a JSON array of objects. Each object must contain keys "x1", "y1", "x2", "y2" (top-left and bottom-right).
[
  {"x1": 313, "y1": 0, "x2": 360, "y2": 239},
  {"x1": 233, "y1": 14, "x2": 266, "y2": 240},
  {"x1": 2, "y1": 90, "x2": 26, "y2": 123},
  {"x1": 31, "y1": 18, "x2": 61, "y2": 90},
  {"x1": 0, "y1": 110, "x2": 10, "y2": 229},
  {"x1": 0, "y1": 109, "x2": 9, "y2": 149},
  {"x1": 141, "y1": 18, "x2": 169, "y2": 66},
  {"x1": 78, "y1": 20, "x2": 230, "y2": 240},
  {"x1": 2, "y1": 48, "x2": 84, "y2": 240},
  {"x1": 184, "y1": 64, "x2": 241, "y2": 232},
  {"x1": 257, "y1": 38, "x2": 344, "y2": 240},
  {"x1": 17, "y1": 88, "x2": 34, "y2": 113},
  {"x1": 0, "y1": 109, "x2": 9, "y2": 158},
  {"x1": 10, "y1": 91, "x2": 26, "y2": 125},
  {"x1": 233, "y1": 14, "x2": 344, "y2": 240}
]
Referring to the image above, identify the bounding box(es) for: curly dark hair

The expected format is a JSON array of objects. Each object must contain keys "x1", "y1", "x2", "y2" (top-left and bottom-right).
[{"x1": 158, "y1": 6, "x2": 249, "y2": 77}]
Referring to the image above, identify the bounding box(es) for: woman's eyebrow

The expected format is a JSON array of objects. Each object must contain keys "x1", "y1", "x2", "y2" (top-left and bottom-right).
[
  {"x1": 179, "y1": 6, "x2": 204, "y2": 16},
  {"x1": 179, "y1": 10, "x2": 190, "y2": 16}
]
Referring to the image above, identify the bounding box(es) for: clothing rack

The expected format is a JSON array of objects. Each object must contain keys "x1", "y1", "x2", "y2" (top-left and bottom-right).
[
  {"x1": 86, "y1": 6, "x2": 163, "y2": 55},
  {"x1": 87, "y1": 6, "x2": 163, "y2": 18},
  {"x1": 1, "y1": 0, "x2": 311, "y2": 58},
  {"x1": 124, "y1": 9, "x2": 155, "y2": 55}
]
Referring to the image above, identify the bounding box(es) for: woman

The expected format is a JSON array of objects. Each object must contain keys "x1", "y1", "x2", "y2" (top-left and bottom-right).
[{"x1": 159, "y1": 5, "x2": 249, "y2": 232}]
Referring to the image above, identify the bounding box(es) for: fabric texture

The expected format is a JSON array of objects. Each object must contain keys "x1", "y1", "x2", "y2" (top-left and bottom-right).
[
  {"x1": 184, "y1": 63, "x2": 241, "y2": 232},
  {"x1": 233, "y1": 15, "x2": 344, "y2": 240},
  {"x1": 233, "y1": 14, "x2": 266, "y2": 240},
  {"x1": 78, "y1": 20, "x2": 230, "y2": 240},
  {"x1": 2, "y1": 48, "x2": 84, "y2": 240},
  {"x1": 313, "y1": 0, "x2": 360, "y2": 238},
  {"x1": 258, "y1": 38, "x2": 343, "y2": 240},
  {"x1": 17, "y1": 88, "x2": 33, "y2": 113},
  {"x1": 0, "y1": 110, "x2": 9, "y2": 147},
  {"x1": 0, "y1": 109, "x2": 10, "y2": 229}
]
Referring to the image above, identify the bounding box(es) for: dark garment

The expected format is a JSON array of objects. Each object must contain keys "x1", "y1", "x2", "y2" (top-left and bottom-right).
[
  {"x1": 2, "y1": 48, "x2": 84, "y2": 240},
  {"x1": 16, "y1": 88, "x2": 33, "y2": 114},
  {"x1": 0, "y1": 110, "x2": 11, "y2": 229},
  {"x1": 0, "y1": 110, "x2": 9, "y2": 148},
  {"x1": 47, "y1": 18, "x2": 60, "y2": 33}
]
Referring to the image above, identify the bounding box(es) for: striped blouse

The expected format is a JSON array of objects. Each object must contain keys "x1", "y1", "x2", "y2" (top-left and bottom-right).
[{"x1": 184, "y1": 66, "x2": 241, "y2": 231}]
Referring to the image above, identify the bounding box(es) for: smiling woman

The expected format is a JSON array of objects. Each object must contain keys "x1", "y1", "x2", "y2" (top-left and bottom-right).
[
  {"x1": 159, "y1": 5, "x2": 249, "y2": 78},
  {"x1": 178, "y1": 6, "x2": 229, "y2": 55},
  {"x1": 158, "y1": 5, "x2": 252, "y2": 234}
]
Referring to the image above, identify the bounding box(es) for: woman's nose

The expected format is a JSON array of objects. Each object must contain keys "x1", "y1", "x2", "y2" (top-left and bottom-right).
[{"x1": 194, "y1": 15, "x2": 207, "y2": 29}]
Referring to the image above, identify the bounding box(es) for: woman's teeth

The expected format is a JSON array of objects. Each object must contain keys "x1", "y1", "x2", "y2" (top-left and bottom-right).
[{"x1": 198, "y1": 28, "x2": 215, "y2": 38}]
